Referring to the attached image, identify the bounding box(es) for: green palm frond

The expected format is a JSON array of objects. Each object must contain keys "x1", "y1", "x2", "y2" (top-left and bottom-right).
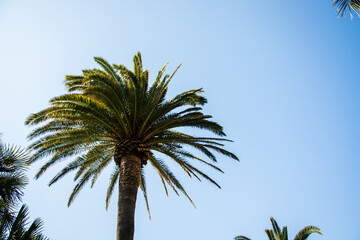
[
  {"x1": 0, "y1": 199, "x2": 15, "y2": 237},
  {"x1": 294, "y1": 226, "x2": 322, "y2": 240},
  {"x1": 282, "y1": 226, "x2": 288, "y2": 240},
  {"x1": 333, "y1": 0, "x2": 360, "y2": 18},
  {"x1": 7, "y1": 205, "x2": 50, "y2": 240},
  {"x1": 269, "y1": 217, "x2": 282, "y2": 239},
  {"x1": 148, "y1": 155, "x2": 195, "y2": 207},
  {"x1": 234, "y1": 236, "x2": 252, "y2": 240},
  {"x1": 139, "y1": 169, "x2": 151, "y2": 219},
  {"x1": 105, "y1": 167, "x2": 120, "y2": 209},
  {"x1": 264, "y1": 229, "x2": 276, "y2": 240}
]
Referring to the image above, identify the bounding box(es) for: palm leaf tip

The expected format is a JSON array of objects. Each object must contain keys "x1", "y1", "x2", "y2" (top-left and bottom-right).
[
  {"x1": 294, "y1": 225, "x2": 323, "y2": 240},
  {"x1": 269, "y1": 217, "x2": 281, "y2": 235},
  {"x1": 234, "y1": 236, "x2": 251, "y2": 240},
  {"x1": 333, "y1": 0, "x2": 360, "y2": 18}
]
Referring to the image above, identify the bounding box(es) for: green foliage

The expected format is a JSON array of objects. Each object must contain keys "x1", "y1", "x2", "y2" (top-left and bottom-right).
[
  {"x1": 0, "y1": 137, "x2": 49, "y2": 240},
  {"x1": 0, "y1": 140, "x2": 28, "y2": 206},
  {"x1": 4, "y1": 204, "x2": 49, "y2": 240},
  {"x1": 234, "y1": 217, "x2": 322, "y2": 240},
  {"x1": 333, "y1": 0, "x2": 360, "y2": 18},
  {"x1": 26, "y1": 52, "x2": 238, "y2": 214},
  {"x1": 0, "y1": 138, "x2": 29, "y2": 233},
  {"x1": 293, "y1": 225, "x2": 322, "y2": 240},
  {"x1": 234, "y1": 236, "x2": 251, "y2": 240}
]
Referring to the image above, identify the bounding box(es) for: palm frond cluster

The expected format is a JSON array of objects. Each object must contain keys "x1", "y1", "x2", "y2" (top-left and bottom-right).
[
  {"x1": 1, "y1": 205, "x2": 49, "y2": 240},
  {"x1": 26, "y1": 52, "x2": 238, "y2": 212},
  {"x1": 0, "y1": 138, "x2": 49, "y2": 240},
  {"x1": 0, "y1": 139, "x2": 28, "y2": 235},
  {"x1": 235, "y1": 217, "x2": 322, "y2": 240},
  {"x1": 0, "y1": 141, "x2": 28, "y2": 206},
  {"x1": 333, "y1": 0, "x2": 360, "y2": 18}
]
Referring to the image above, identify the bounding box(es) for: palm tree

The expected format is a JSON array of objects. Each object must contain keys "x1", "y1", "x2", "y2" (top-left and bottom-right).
[
  {"x1": 333, "y1": 0, "x2": 360, "y2": 18},
  {"x1": 26, "y1": 52, "x2": 238, "y2": 240},
  {"x1": 234, "y1": 217, "x2": 322, "y2": 240}
]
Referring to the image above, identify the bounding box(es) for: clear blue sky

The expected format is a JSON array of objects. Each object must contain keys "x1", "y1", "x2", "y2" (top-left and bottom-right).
[{"x1": 1, "y1": 1, "x2": 359, "y2": 239}]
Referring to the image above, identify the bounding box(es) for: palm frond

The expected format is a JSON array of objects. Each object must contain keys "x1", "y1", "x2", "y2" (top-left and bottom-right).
[
  {"x1": 6, "y1": 205, "x2": 49, "y2": 240},
  {"x1": 153, "y1": 145, "x2": 222, "y2": 188},
  {"x1": 139, "y1": 169, "x2": 151, "y2": 219},
  {"x1": 234, "y1": 236, "x2": 252, "y2": 240},
  {"x1": 333, "y1": 0, "x2": 360, "y2": 18},
  {"x1": 149, "y1": 156, "x2": 195, "y2": 207},
  {"x1": 105, "y1": 167, "x2": 120, "y2": 209},
  {"x1": 294, "y1": 225, "x2": 322, "y2": 240},
  {"x1": 264, "y1": 229, "x2": 276, "y2": 240},
  {"x1": 269, "y1": 217, "x2": 282, "y2": 238}
]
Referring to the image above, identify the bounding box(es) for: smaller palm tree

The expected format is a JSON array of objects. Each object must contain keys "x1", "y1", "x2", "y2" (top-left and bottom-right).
[
  {"x1": 333, "y1": 0, "x2": 360, "y2": 18},
  {"x1": 234, "y1": 217, "x2": 322, "y2": 240}
]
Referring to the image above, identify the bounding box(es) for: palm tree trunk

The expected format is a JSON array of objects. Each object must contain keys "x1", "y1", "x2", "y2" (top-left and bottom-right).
[{"x1": 116, "y1": 154, "x2": 141, "y2": 240}]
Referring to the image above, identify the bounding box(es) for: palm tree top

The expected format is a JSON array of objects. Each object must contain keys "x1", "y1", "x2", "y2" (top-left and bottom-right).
[
  {"x1": 235, "y1": 217, "x2": 322, "y2": 240},
  {"x1": 25, "y1": 52, "x2": 238, "y2": 216}
]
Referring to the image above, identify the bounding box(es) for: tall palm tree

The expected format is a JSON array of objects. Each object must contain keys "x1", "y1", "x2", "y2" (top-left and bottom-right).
[
  {"x1": 333, "y1": 0, "x2": 360, "y2": 18},
  {"x1": 235, "y1": 217, "x2": 322, "y2": 240},
  {"x1": 26, "y1": 52, "x2": 238, "y2": 240}
]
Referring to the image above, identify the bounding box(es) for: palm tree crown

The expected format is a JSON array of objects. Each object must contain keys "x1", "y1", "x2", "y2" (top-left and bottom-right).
[
  {"x1": 26, "y1": 52, "x2": 238, "y2": 240},
  {"x1": 235, "y1": 217, "x2": 322, "y2": 240},
  {"x1": 333, "y1": 0, "x2": 360, "y2": 18}
]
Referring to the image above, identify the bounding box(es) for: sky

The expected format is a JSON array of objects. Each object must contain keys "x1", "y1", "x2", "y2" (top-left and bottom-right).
[{"x1": 0, "y1": 1, "x2": 360, "y2": 239}]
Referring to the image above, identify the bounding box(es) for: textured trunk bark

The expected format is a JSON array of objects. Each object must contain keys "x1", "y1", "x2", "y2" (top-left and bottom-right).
[{"x1": 116, "y1": 154, "x2": 141, "y2": 240}]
